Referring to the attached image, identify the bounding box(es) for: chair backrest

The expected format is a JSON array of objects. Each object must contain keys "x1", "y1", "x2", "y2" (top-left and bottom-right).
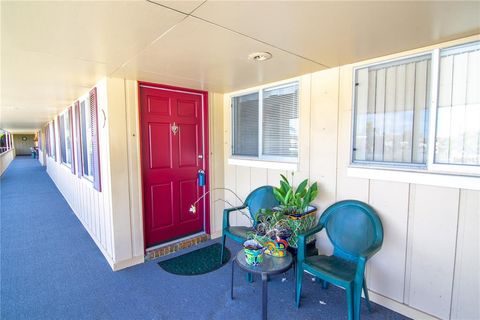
[
  {"x1": 320, "y1": 200, "x2": 383, "y2": 260},
  {"x1": 245, "y1": 186, "x2": 279, "y2": 223}
]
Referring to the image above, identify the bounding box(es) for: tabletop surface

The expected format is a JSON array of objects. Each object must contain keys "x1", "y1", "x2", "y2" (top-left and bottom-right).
[{"x1": 235, "y1": 249, "x2": 293, "y2": 275}]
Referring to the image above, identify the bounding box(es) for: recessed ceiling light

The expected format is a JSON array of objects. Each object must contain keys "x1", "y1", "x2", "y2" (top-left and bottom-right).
[{"x1": 248, "y1": 52, "x2": 273, "y2": 61}]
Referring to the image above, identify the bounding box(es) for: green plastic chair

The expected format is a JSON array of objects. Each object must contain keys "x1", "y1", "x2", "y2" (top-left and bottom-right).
[
  {"x1": 295, "y1": 200, "x2": 383, "y2": 320},
  {"x1": 220, "y1": 185, "x2": 279, "y2": 263}
]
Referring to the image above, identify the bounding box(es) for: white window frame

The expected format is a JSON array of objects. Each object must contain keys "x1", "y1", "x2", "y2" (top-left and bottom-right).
[
  {"x1": 351, "y1": 42, "x2": 480, "y2": 177},
  {"x1": 230, "y1": 81, "x2": 300, "y2": 164}
]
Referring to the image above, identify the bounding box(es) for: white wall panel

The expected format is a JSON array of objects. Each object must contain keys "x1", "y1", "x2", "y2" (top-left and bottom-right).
[
  {"x1": 208, "y1": 92, "x2": 225, "y2": 236},
  {"x1": 368, "y1": 180, "x2": 409, "y2": 303},
  {"x1": 45, "y1": 79, "x2": 147, "y2": 271},
  {"x1": 451, "y1": 189, "x2": 480, "y2": 320},
  {"x1": 250, "y1": 167, "x2": 268, "y2": 190},
  {"x1": 405, "y1": 185, "x2": 459, "y2": 319},
  {"x1": 236, "y1": 166, "x2": 253, "y2": 226}
]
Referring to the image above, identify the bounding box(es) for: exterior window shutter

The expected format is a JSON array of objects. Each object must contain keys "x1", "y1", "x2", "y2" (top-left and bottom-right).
[
  {"x1": 54, "y1": 117, "x2": 59, "y2": 162},
  {"x1": 68, "y1": 106, "x2": 75, "y2": 174},
  {"x1": 89, "y1": 87, "x2": 102, "y2": 191},
  {"x1": 38, "y1": 130, "x2": 42, "y2": 151},
  {"x1": 74, "y1": 101, "x2": 82, "y2": 178},
  {"x1": 45, "y1": 124, "x2": 50, "y2": 156}
]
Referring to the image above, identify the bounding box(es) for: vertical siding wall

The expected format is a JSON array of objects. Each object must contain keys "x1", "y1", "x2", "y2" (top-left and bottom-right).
[
  {"x1": 219, "y1": 36, "x2": 479, "y2": 320},
  {"x1": 46, "y1": 79, "x2": 115, "y2": 268},
  {"x1": 45, "y1": 78, "x2": 145, "y2": 270}
]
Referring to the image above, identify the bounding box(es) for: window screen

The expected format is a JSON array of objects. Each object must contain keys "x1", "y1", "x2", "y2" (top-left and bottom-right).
[
  {"x1": 436, "y1": 42, "x2": 480, "y2": 165},
  {"x1": 353, "y1": 55, "x2": 431, "y2": 165}
]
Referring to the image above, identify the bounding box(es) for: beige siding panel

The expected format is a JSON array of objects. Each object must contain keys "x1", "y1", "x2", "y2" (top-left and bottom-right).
[
  {"x1": 209, "y1": 92, "x2": 225, "y2": 236},
  {"x1": 337, "y1": 66, "x2": 369, "y2": 202},
  {"x1": 405, "y1": 185, "x2": 459, "y2": 319},
  {"x1": 294, "y1": 74, "x2": 312, "y2": 183},
  {"x1": 336, "y1": 65, "x2": 354, "y2": 168},
  {"x1": 107, "y1": 78, "x2": 133, "y2": 262},
  {"x1": 368, "y1": 180, "x2": 409, "y2": 303},
  {"x1": 267, "y1": 169, "x2": 285, "y2": 186},
  {"x1": 125, "y1": 80, "x2": 144, "y2": 257},
  {"x1": 236, "y1": 166, "x2": 252, "y2": 226},
  {"x1": 250, "y1": 167, "x2": 268, "y2": 189},
  {"x1": 223, "y1": 164, "x2": 238, "y2": 227},
  {"x1": 309, "y1": 68, "x2": 340, "y2": 255},
  {"x1": 309, "y1": 68, "x2": 339, "y2": 212},
  {"x1": 451, "y1": 189, "x2": 480, "y2": 320}
]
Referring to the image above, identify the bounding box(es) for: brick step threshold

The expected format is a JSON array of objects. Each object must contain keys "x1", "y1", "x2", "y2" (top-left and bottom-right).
[{"x1": 145, "y1": 233, "x2": 210, "y2": 261}]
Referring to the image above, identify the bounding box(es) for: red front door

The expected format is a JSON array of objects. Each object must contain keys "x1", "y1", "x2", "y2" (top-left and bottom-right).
[{"x1": 139, "y1": 83, "x2": 208, "y2": 247}]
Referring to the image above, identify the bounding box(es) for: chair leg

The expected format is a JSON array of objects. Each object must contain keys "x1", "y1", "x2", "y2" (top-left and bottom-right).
[
  {"x1": 295, "y1": 264, "x2": 303, "y2": 308},
  {"x1": 220, "y1": 235, "x2": 226, "y2": 264},
  {"x1": 321, "y1": 280, "x2": 329, "y2": 289},
  {"x1": 353, "y1": 280, "x2": 363, "y2": 320},
  {"x1": 346, "y1": 284, "x2": 354, "y2": 320},
  {"x1": 363, "y1": 277, "x2": 372, "y2": 312}
]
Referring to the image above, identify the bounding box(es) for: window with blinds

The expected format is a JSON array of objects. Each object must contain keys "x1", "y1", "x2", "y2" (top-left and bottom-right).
[
  {"x1": 436, "y1": 42, "x2": 480, "y2": 166},
  {"x1": 353, "y1": 55, "x2": 431, "y2": 165},
  {"x1": 263, "y1": 84, "x2": 299, "y2": 158},
  {"x1": 232, "y1": 92, "x2": 259, "y2": 157},
  {"x1": 231, "y1": 82, "x2": 299, "y2": 162}
]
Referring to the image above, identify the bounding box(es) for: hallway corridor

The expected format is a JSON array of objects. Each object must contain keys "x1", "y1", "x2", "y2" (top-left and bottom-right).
[{"x1": 1, "y1": 158, "x2": 407, "y2": 320}]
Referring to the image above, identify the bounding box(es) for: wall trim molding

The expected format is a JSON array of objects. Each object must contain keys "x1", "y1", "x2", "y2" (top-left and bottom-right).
[
  {"x1": 369, "y1": 291, "x2": 439, "y2": 320},
  {"x1": 113, "y1": 256, "x2": 144, "y2": 271},
  {"x1": 348, "y1": 167, "x2": 480, "y2": 191}
]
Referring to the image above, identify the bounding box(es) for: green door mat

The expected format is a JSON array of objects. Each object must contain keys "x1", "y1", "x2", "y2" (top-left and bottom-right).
[{"x1": 158, "y1": 243, "x2": 231, "y2": 276}]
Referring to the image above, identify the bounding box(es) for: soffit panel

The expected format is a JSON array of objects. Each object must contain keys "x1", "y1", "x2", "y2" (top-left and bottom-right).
[
  {"x1": 114, "y1": 17, "x2": 326, "y2": 93},
  {"x1": 1, "y1": 1, "x2": 186, "y2": 67},
  {"x1": 193, "y1": 1, "x2": 480, "y2": 66},
  {"x1": 151, "y1": 0, "x2": 205, "y2": 14}
]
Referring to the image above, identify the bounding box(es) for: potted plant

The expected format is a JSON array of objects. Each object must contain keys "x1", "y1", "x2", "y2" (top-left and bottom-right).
[
  {"x1": 250, "y1": 209, "x2": 293, "y2": 257},
  {"x1": 272, "y1": 173, "x2": 319, "y2": 248}
]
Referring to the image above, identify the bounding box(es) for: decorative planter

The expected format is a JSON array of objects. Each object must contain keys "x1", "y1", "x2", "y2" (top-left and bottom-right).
[
  {"x1": 244, "y1": 240, "x2": 264, "y2": 266},
  {"x1": 264, "y1": 239, "x2": 289, "y2": 257},
  {"x1": 285, "y1": 205, "x2": 317, "y2": 248}
]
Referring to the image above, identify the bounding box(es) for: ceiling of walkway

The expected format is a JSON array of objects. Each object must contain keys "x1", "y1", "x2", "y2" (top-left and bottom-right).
[{"x1": 1, "y1": 1, "x2": 479, "y2": 132}]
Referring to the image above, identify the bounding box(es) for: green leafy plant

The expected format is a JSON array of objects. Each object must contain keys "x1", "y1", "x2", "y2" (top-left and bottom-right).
[{"x1": 273, "y1": 173, "x2": 318, "y2": 215}]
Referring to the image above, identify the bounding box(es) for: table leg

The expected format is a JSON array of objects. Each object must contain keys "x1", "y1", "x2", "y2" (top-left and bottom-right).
[
  {"x1": 231, "y1": 260, "x2": 235, "y2": 300},
  {"x1": 262, "y1": 273, "x2": 268, "y2": 320}
]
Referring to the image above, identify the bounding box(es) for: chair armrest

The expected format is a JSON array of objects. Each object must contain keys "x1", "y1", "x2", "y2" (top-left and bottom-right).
[
  {"x1": 296, "y1": 223, "x2": 324, "y2": 264},
  {"x1": 222, "y1": 205, "x2": 247, "y2": 229}
]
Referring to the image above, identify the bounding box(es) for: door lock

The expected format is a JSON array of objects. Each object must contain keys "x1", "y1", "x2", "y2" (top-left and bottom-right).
[{"x1": 198, "y1": 170, "x2": 205, "y2": 187}]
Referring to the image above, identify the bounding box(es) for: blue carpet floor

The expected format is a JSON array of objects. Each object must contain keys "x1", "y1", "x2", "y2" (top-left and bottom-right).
[{"x1": 1, "y1": 157, "x2": 410, "y2": 320}]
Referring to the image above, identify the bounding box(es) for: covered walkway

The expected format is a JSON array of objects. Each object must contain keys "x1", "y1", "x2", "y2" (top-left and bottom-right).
[{"x1": 1, "y1": 157, "x2": 407, "y2": 320}]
